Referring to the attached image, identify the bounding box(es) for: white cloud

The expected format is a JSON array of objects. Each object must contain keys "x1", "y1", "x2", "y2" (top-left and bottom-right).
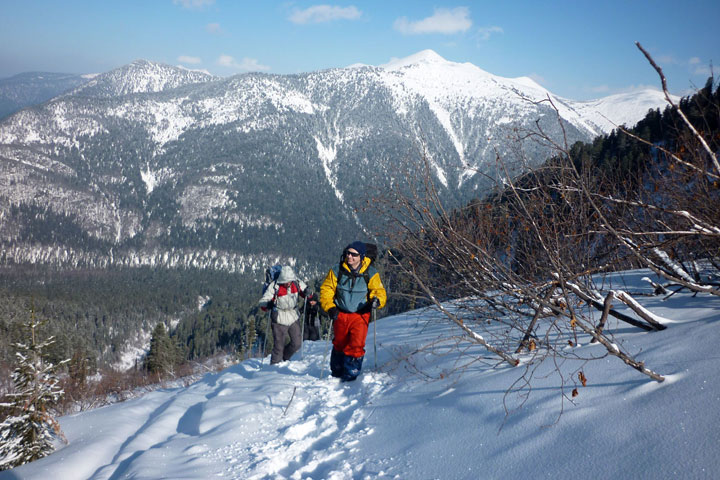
[
  {"x1": 178, "y1": 55, "x2": 202, "y2": 65},
  {"x1": 173, "y1": 0, "x2": 214, "y2": 9},
  {"x1": 289, "y1": 5, "x2": 362, "y2": 24},
  {"x1": 206, "y1": 23, "x2": 224, "y2": 35},
  {"x1": 394, "y1": 7, "x2": 472, "y2": 35},
  {"x1": 217, "y1": 55, "x2": 270, "y2": 72},
  {"x1": 238, "y1": 58, "x2": 271, "y2": 72},
  {"x1": 477, "y1": 26, "x2": 503, "y2": 41},
  {"x1": 217, "y1": 55, "x2": 235, "y2": 67},
  {"x1": 646, "y1": 54, "x2": 710, "y2": 77},
  {"x1": 177, "y1": 65, "x2": 212, "y2": 75},
  {"x1": 687, "y1": 57, "x2": 710, "y2": 76}
]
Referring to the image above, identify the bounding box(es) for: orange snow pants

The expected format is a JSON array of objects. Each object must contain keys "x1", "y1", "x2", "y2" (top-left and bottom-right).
[{"x1": 332, "y1": 311, "x2": 371, "y2": 358}]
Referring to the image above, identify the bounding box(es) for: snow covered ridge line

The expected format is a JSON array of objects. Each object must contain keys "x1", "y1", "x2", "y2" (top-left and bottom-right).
[
  {"x1": 0, "y1": 51, "x2": 677, "y2": 274},
  {"x1": 64, "y1": 59, "x2": 218, "y2": 98},
  {"x1": 0, "y1": 244, "x2": 290, "y2": 275}
]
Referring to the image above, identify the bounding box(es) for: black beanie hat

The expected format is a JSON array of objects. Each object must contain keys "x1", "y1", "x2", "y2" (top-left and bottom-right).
[{"x1": 345, "y1": 241, "x2": 366, "y2": 257}]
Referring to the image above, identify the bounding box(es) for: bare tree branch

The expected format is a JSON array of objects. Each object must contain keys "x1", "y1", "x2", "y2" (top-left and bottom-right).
[{"x1": 636, "y1": 41, "x2": 720, "y2": 176}]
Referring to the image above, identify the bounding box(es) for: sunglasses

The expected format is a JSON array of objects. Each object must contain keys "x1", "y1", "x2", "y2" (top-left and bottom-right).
[{"x1": 345, "y1": 250, "x2": 361, "y2": 258}]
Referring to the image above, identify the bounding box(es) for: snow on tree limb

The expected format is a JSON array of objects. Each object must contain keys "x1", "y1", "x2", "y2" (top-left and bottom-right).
[{"x1": 611, "y1": 290, "x2": 669, "y2": 330}]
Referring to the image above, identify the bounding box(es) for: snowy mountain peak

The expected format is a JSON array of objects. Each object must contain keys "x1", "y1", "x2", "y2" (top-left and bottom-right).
[
  {"x1": 129, "y1": 59, "x2": 157, "y2": 68},
  {"x1": 68, "y1": 59, "x2": 218, "y2": 98},
  {"x1": 380, "y1": 49, "x2": 451, "y2": 70}
]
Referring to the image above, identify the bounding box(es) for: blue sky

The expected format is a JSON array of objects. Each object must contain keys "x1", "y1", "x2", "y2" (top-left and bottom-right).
[{"x1": 1, "y1": 0, "x2": 717, "y2": 100}]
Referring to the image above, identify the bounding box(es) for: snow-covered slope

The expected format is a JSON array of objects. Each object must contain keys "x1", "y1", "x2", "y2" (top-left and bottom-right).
[
  {"x1": 380, "y1": 49, "x2": 595, "y2": 135},
  {"x1": 3, "y1": 268, "x2": 719, "y2": 479},
  {"x1": 375, "y1": 49, "x2": 616, "y2": 183},
  {"x1": 563, "y1": 89, "x2": 678, "y2": 133},
  {"x1": 377, "y1": 49, "x2": 666, "y2": 139}
]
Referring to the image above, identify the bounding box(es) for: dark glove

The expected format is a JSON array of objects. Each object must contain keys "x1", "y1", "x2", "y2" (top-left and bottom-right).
[
  {"x1": 265, "y1": 300, "x2": 274, "y2": 311},
  {"x1": 371, "y1": 297, "x2": 380, "y2": 309},
  {"x1": 303, "y1": 287, "x2": 312, "y2": 297},
  {"x1": 328, "y1": 307, "x2": 339, "y2": 321}
]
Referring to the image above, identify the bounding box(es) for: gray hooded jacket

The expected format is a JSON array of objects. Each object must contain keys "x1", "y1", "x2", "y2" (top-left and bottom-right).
[{"x1": 259, "y1": 266, "x2": 307, "y2": 326}]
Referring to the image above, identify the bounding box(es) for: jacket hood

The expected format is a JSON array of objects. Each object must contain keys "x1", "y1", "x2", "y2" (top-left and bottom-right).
[{"x1": 277, "y1": 265, "x2": 297, "y2": 284}]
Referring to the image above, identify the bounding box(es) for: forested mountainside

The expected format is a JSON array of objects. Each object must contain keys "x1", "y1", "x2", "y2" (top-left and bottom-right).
[
  {"x1": 0, "y1": 266, "x2": 263, "y2": 369},
  {"x1": 0, "y1": 72, "x2": 91, "y2": 120}
]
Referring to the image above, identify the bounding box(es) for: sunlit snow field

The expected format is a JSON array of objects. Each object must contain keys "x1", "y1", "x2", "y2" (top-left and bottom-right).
[{"x1": 2, "y1": 268, "x2": 719, "y2": 480}]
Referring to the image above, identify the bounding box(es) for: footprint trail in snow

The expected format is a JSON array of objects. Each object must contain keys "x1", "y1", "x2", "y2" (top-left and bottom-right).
[{"x1": 196, "y1": 352, "x2": 389, "y2": 479}]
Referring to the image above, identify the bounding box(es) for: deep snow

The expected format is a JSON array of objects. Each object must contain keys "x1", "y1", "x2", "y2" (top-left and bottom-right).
[{"x1": 2, "y1": 269, "x2": 719, "y2": 479}]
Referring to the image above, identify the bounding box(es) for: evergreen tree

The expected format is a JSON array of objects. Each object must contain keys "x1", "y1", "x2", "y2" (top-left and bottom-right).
[
  {"x1": 245, "y1": 316, "x2": 257, "y2": 358},
  {"x1": 144, "y1": 323, "x2": 180, "y2": 375},
  {"x1": 0, "y1": 312, "x2": 68, "y2": 471}
]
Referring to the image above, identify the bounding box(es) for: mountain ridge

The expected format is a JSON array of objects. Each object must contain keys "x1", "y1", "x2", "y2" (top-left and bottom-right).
[
  {"x1": 0, "y1": 51, "x2": 674, "y2": 276},
  {"x1": 64, "y1": 59, "x2": 218, "y2": 98},
  {"x1": 0, "y1": 51, "x2": 680, "y2": 369},
  {"x1": 0, "y1": 72, "x2": 92, "y2": 119}
]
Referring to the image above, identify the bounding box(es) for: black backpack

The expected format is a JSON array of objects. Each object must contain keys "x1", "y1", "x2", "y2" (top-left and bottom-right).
[{"x1": 364, "y1": 243, "x2": 378, "y2": 264}]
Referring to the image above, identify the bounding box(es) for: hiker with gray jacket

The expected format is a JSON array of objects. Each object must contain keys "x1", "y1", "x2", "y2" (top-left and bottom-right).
[{"x1": 259, "y1": 265, "x2": 309, "y2": 364}]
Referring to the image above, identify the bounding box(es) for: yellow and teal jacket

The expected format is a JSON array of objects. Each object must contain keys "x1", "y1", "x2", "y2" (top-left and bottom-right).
[{"x1": 320, "y1": 257, "x2": 387, "y2": 314}]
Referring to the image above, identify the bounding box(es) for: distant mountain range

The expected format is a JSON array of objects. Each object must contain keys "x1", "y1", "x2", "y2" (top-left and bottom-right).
[
  {"x1": 0, "y1": 71, "x2": 95, "y2": 119},
  {"x1": 0, "y1": 50, "x2": 675, "y2": 277}
]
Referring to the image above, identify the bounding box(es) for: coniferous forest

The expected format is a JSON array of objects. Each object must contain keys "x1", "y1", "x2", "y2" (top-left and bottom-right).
[{"x1": 0, "y1": 266, "x2": 263, "y2": 370}]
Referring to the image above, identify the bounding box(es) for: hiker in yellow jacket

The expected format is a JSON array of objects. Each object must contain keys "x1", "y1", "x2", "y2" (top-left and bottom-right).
[{"x1": 320, "y1": 241, "x2": 387, "y2": 381}]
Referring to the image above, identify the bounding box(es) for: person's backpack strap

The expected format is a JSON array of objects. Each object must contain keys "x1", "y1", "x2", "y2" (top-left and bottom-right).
[
  {"x1": 362, "y1": 265, "x2": 376, "y2": 301},
  {"x1": 333, "y1": 262, "x2": 344, "y2": 304}
]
